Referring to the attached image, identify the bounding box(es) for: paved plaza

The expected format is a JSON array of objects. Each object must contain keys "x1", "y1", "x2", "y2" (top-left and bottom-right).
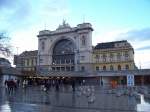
[{"x1": 0, "y1": 85, "x2": 150, "y2": 112}]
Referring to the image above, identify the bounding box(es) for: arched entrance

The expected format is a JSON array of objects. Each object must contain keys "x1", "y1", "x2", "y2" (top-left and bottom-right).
[{"x1": 51, "y1": 39, "x2": 75, "y2": 71}]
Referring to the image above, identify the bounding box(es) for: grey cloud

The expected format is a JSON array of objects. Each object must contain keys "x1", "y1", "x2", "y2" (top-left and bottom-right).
[{"x1": 117, "y1": 28, "x2": 150, "y2": 41}]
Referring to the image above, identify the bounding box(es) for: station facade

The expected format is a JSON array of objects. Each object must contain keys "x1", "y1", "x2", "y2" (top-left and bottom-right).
[{"x1": 14, "y1": 22, "x2": 150, "y2": 85}]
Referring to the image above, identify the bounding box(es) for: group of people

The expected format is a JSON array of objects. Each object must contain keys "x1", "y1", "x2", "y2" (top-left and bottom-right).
[
  {"x1": 3, "y1": 78, "x2": 86, "y2": 93},
  {"x1": 37, "y1": 78, "x2": 77, "y2": 92},
  {"x1": 4, "y1": 79, "x2": 20, "y2": 93}
]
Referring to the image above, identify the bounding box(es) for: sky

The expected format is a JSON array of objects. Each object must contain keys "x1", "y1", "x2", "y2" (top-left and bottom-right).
[{"x1": 0, "y1": 0, "x2": 150, "y2": 68}]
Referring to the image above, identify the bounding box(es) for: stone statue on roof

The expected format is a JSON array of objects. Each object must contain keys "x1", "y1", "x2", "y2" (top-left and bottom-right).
[
  {"x1": 57, "y1": 19, "x2": 71, "y2": 30},
  {"x1": 63, "y1": 19, "x2": 66, "y2": 26}
]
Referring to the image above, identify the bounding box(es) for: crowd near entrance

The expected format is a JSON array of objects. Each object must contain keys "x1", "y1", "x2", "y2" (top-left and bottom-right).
[{"x1": 1, "y1": 74, "x2": 150, "y2": 93}]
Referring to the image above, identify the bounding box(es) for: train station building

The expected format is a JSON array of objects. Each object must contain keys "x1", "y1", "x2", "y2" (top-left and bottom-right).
[{"x1": 14, "y1": 22, "x2": 150, "y2": 85}]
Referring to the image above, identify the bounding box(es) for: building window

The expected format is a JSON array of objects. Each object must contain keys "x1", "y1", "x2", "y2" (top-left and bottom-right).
[
  {"x1": 66, "y1": 66, "x2": 70, "y2": 71},
  {"x1": 71, "y1": 66, "x2": 74, "y2": 71},
  {"x1": 102, "y1": 54, "x2": 107, "y2": 62},
  {"x1": 95, "y1": 55, "x2": 99, "y2": 59},
  {"x1": 95, "y1": 54, "x2": 99, "y2": 62},
  {"x1": 41, "y1": 41, "x2": 45, "y2": 50},
  {"x1": 39, "y1": 58, "x2": 43, "y2": 63},
  {"x1": 71, "y1": 60, "x2": 74, "y2": 64},
  {"x1": 125, "y1": 64, "x2": 129, "y2": 70},
  {"x1": 81, "y1": 36, "x2": 86, "y2": 46},
  {"x1": 117, "y1": 53, "x2": 121, "y2": 61},
  {"x1": 81, "y1": 66, "x2": 85, "y2": 71},
  {"x1": 66, "y1": 59, "x2": 70, "y2": 64},
  {"x1": 96, "y1": 66, "x2": 99, "y2": 71},
  {"x1": 31, "y1": 59, "x2": 34, "y2": 66},
  {"x1": 27, "y1": 59, "x2": 29, "y2": 66},
  {"x1": 110, "y1": 53, "x2": 114, "y2": 61},
  {"x1": 56, "y1": 67, "x2": 60, "y2": 71},
  {"x1": 52, "y1": 67, "x2": 55, "y2": 71},
  {"x1": 124, "y1": 51, "x2": 129, "y2": 57},
  {"x1": 110, "y1": 65, "x2": 114, "y2": 71},
  {"x1": 124, "y1": 51, "x2": 129, "y2": 60},
  {"x1": 80, "y1": 56, "x2": 85, "y2": 61},
  {"x1": 103, "y1": 66, "x2": 106, "y2": 71},
  {"x1": 118, "y1": 65, "x2": 121, "y2": 71},
  {"x1": 61, "y1": 67, "x2": 65, "y2": 71}
]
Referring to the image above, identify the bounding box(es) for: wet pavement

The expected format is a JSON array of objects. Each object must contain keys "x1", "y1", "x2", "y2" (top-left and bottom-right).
[{"x1": 0, "y1": 85, "x2": 150, "y2": 112}]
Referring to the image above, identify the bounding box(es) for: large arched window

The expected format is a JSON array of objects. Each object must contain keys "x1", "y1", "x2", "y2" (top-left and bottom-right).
[{"x1": 52, "y1": 39, "x2": 75, "y2": 71}]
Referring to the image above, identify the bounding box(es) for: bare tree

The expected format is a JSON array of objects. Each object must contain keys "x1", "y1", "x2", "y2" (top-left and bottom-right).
[{"x1": 0, "y1": 32, "x2": 12, "y2": 57}]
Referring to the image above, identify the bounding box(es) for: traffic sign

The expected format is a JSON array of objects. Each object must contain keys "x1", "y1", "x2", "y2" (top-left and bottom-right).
[{"x1": 127, "y1": 75, "x2": 134, "y2": 86}]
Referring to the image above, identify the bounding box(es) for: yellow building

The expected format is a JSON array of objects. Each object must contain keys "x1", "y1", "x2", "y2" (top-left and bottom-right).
[
  {"x1": 92, "y1": 40, "x2": 136, "y2": 71},
  {"x1": 14, "y1": 50, "x2": 38, "y2": 76}
]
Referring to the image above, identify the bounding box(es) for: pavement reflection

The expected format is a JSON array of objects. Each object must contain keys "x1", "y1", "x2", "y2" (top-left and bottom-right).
[{"x1": 0, "y1": 85, "x2": 149, "y2": 112}]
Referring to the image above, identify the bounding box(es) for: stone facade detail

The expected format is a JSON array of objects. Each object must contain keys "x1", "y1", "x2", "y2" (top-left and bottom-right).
[{"x1": 37, "y1": 22, "x2": 93, "y2": 72}]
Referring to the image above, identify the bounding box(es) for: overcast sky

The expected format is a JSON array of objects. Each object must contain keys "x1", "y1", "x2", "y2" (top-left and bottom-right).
[{"x1": 0, "y1": 0, "x2": 150, "y2": 68}]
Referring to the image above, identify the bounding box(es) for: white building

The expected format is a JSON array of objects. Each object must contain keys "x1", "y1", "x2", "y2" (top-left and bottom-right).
[{"x1": 37, "y1": 21, "x2": 93, "y2": 73}]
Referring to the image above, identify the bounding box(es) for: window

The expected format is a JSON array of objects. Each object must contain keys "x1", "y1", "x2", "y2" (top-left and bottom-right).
[
  {"x1": 102, "y1": 54, "x2": 107, "y2": 62},
  {"x1": 95, "y1": 55, "x2": 99, "y2": 59},
  {"x1": 66, "y1": 66, "x2": 70, "y2": 71},
  {"x1": 31, "y1": 59, "x2": 34, "y2": 66},
  {"x1": 27, "y1": 59, "x2": 29, "y2": 66},
  {"x1": 61, "y1": 59, "x2": 65, "y2": 64},
  {"x1": 71, "y1": 66, "x2": 74, "y2": 71},
  {"x1": 71, "y1": 60, "x2": 74, "y2": 64},
  {"x1": 56, "y1": 67, "x2": 60, "y2": 71},
  {"x1": 39, "y1": 58, "x2": 43, "y2": 63},
  {"x1": 24, "y1": 59, "x2": 28, "y2": 66},
  {"x1": 103, "y1": 66, "x2": 106, "y2": 71},
  {"x1": 118, "y1": 65, "x2": 121, "y2": 71},
  {"x1": 81, "y1": 66, "x2": 85, "y2": 71},
  {"x1": 110, "y1": 53, "x2": 114, "y2": 61},
  {"x1": 61, "y1": 67, "x2": 65, "y2": 71},
  {"x1": 80, "y1": 56, "x2": 85, "y2": 61},
  {"x1": 110, "y1": 65, "x2": 114, "y2": 71},
  {"x1": 95, "y1": 54, "x2": 99, "y2": 62},
  {"x1": 52, "y1": 67, "x2": 55, "y2": 71},
  {"x1": 96, "y1": 66, "x2": 99, "y2": 71},
  {"x1": 66, "y1": 59, "x2": 70, "y2": 64},
  {"x1": 125, "y1": 64, "x2": 129, "y2": 70},
  {"x1": 117, "y1": 53, "x2": 121, "y2": 61},
  {"x1": 52, "y1": 39, "x2": 75, "y2": 71},
  {"x1": 41, "y1": 41, "x2": 45, "y2": 50},
  {"x1": 124, "y1": 51, "x2": 129, "y2": 60},
  {"x1": 81, "y1": 36, "x2": 86, "y2": 46}
]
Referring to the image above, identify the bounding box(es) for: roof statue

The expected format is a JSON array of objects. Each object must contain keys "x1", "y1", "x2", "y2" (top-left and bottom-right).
[{"x1": 57, "y1": 19, "x2": 71, "y2": 30}]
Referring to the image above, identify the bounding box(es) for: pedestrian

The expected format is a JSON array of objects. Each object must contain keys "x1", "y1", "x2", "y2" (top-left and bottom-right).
[
  {"x1": 55, "y1": 80, "x2": 59, "y2": 91},
  {"x1": 72, "y1": 79, "x2": 75, "y2": 92},
  {"x1": 17, "y1": 79, "x2": 20, "y2": 87},
  {"x1": 4, "y1": 80, "x2": 8, "y2": 89},
  {"x1": 101, "y1": 80, "x2": 103, "y2": 86}
]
